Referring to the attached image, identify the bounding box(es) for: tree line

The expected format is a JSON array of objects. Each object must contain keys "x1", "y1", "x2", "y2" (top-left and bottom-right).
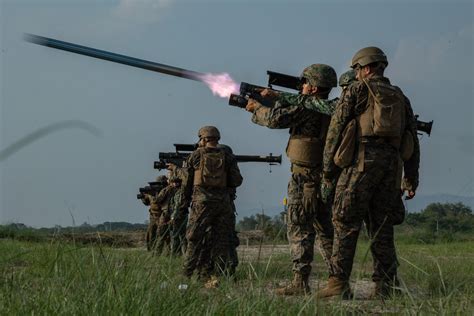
[{"x1": 236, "y1": 202, "x2": 474, "y2": 243}]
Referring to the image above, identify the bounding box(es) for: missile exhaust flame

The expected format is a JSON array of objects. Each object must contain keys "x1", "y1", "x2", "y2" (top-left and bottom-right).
[{"x1": 198, "y1": 73, "x2": 239, "y2": 98}]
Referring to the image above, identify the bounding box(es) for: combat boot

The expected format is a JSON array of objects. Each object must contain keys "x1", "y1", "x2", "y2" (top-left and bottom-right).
[
  {"x1": 204, "y1": 275, "x2": 219, "y2": 289},
  {"x1": 275, "y1": 273, "x2": 311, "y2": 296},
  {"x1": 371, "y1": 279, "x2": 401, "y2": 299},
  {"x1": 315, "y1": 276, "x2": 352, "y2": 299}
]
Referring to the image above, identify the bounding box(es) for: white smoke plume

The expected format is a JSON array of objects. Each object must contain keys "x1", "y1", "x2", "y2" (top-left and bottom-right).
[{"x1": 199, "y1": 73, "x2": 240, "y2": 99}]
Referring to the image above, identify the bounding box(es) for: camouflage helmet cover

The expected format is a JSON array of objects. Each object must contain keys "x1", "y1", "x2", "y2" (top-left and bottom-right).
[
  {"x1": 301, "y1": 64, "x2": 337, "y2": 88},
  {"x1": 338, "y1": 70, "x2": 356, "y2": 87},
  {"x1": 198, "y1": 126, "x2": 220, "y2": 140},
  {"x1": 351, "y1": 46, "x2": 388, "y2": 68},
  {"x1": 156, "y1": 175, "x2": 168, "y2": 183}
]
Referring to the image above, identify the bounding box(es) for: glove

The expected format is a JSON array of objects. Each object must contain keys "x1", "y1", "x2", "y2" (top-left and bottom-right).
[
  {"x1": 245, "y1": 98, "x2": 262, "y2": 113},
  {"x1": 260, "y1": 88, "x2": 280, "y2": 98},
  {"x1": 402, "y1": 178, "x2": 417, "y2": 200}
]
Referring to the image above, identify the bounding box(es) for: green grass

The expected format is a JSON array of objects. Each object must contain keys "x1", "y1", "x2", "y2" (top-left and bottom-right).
[{"x1": 1, "y1": 238, "x2": 473, "y2": 315}]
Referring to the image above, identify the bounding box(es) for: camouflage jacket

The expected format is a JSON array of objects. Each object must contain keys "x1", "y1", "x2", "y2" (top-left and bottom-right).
[
  {"x1": 170, "y1": 188, "x2": 186, "y2": 220},
  {"x1": 155, "y1": 185, "x2": 177, "y2": 214},
  {"x1": 322, "y1": 76, "x2": 420, "y2": 190},
  {"x1": 277, "y1": 92, "x2": 338, "y2": 115},
  {"x1": 251, "y1": 96, "x2": 332, "y2": 169},
  {"x1": 143, "y1": 193, "x2": 161, "y2": 216},
  {"x1": 184, "y1": 147, "x2": 243, "y2": 203},
  {"x1": 251, "y1": 98, "x2": 331, "y2": 136}
]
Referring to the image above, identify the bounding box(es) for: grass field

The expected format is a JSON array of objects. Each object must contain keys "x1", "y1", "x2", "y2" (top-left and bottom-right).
[{"x1": 1, "y1": 237, "x2": 473, "y2": 315}]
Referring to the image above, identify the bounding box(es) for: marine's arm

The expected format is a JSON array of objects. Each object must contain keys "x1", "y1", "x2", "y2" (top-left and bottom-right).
[
  {"x1": 402, "y1": 97, "x2": 420, "y2": 193},
  {"x1": 183, "y1": 151, "x2": 198, "y2": 203},
  {"x1": 170, "y1": 189, "x2": 185, "y2": 220},
  {"x1": 141, "y1": 195, "x2": 151, "y2": 206},
  {"x1": 277, "y1": 92, "x2": 338, "y2": 115},
  {"x1": 250, "y1": 101, "x2": 306, "y2": 129},
  {"x1": 226, "y1": 153, "x2": 243, "y2": 189},
  {"x1": 155, "y1": 185, "x2": 173, "y2": 205},
  {"x1": 322, "y1": 86, "x2": 361, "y2": 178}
]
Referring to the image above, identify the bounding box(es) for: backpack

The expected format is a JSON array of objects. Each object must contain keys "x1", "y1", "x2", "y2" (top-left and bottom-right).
[
  {"x1": 194, "y1": 149, "x2": 227, "y2": 187},
  {"x1": 358, "y1": 79, "x2": 406, "y2": 139}
]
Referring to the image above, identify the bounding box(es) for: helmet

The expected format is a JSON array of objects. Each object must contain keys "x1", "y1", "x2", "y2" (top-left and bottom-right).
[
  {"x1": 156, "y1": 175, "x2": 168, "y2": 183},
  {"x1": 338, "y1": 70, "x2": 356, "y2": 87},
  {"x1": 198, "y1": 126, "x2": 220, "y2": 140},
  {"x1": 301, "y1": 64, "x2": 337, "y2": 88},
  {"x1": 217, "y1": 144, "x2": 233, "y2": 154},
  {"x1": 351, "y1": 46, "x2": 388, "y2": 68}
]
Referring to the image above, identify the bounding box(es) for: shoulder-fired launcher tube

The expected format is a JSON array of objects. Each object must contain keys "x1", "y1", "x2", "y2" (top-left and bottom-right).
[
  {"x1": 24, "y1": 34, "x2": 204, "y2": 81},
  {"x1": 173, "y1": 143, "x2": 199, "y2": 152},
  {"x1": 234, "y1": 154, "x2": 282, "y2": 164},
  {"x1": 159, "y1": 151, "x2": 281, "y2": 164}
]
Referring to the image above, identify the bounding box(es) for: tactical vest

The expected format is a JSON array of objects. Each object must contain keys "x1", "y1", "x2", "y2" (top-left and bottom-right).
[
  {"x1": 357, "y1": 79, "x2": 406, "y2": 145},
  {"x1": 193, "y1": 148, "x2": 227, "y2": 188},
  {"x1": 286, "y1": 112, "x2": 330, "y2": 168}
]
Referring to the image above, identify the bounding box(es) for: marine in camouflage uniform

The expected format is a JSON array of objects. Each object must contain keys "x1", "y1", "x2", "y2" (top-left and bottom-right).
[
  {"x1": 228, "y1": 188, "x2": 240, "y2": 276},
  {"x1": 217, "y1": 144, "x2": 240, "y2": 276},
  {"x1": 277, "y1": 69, "x2": 357, "y2": 205},
  {"x1": 316, "y1": 47, "x2": 420, "y2": 299},
  {"x1": 246, "y1": 64, "x2": 338, "y2": 295},
  {"x1": 182, "y1": 126, "x2": 243, "y2": 284},
  {"x1": 154, "y1": 180, "x2": 177, "y2": 255},
  {"x1": 142, "y1": 175, "x2": 168, "y2": 251},
  {"x1": 168, "y1": 167, "x2": 189, "y2": 256}
]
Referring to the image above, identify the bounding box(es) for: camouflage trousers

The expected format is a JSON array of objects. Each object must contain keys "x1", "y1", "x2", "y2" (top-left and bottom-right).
[
  {"x1": 155, "y1": 212, "x2": 171, "y2": 255},
  {"x1": 145, "y1": 213, "x2": 160, "y2": 251},
  {"x1": 228, "y1": 200, "x2": 239, "y2": 276},
  {"x1": 287, "y1": 166, "x2": 334, "y2": 276},
  {"x1": 170, "y1": 209, "x2": 188, "y2": 256},
  {"x1": 331, "y1": 143, "x2": 400, "y2": 283},
  {"x1": 183, "y1": 200, "x2": 235, "y2": 279}
]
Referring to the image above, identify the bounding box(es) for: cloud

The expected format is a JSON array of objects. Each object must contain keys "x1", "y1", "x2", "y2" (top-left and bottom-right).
[
  {"x1": 113, "y1": 0, "x2": 174, "y2": 23},
  {"x1": 390, "y1": 24, "x2": 473, "y2": 84}
]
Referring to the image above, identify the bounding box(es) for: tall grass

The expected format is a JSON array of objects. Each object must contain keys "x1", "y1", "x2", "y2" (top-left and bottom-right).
[{"x1": 0, "y1": 238, "x2": 473, "y2": 314}]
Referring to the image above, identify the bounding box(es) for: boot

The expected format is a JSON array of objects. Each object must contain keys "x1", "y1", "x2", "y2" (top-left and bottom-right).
[
  {"x1": 204, "y1": 275, "x2": 219, "y2": 289},
  {"x1": 275, "y1": 273, "x2": 311, "y2": 296},
  {"x1": 315, "y1": 276, "x2": 352, "y2": 299},
  {"x1": 371, "y1": 279, "x2": 401, "y2": 299}
]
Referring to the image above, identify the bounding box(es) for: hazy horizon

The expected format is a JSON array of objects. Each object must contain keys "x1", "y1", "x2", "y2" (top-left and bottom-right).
[{"x1": 1, "y1": 0, "x2": 473, "y2": 227}]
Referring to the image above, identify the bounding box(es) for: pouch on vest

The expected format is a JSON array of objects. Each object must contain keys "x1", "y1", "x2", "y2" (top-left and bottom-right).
[
  {"x1": 194, "y1": 150, "x2": 227, "y2": 187},
  {"x1": 303, "y1": 182, "x2": 318, "y2": 214},
  {"x1": 360, "y1": 79, "x2": 406, "y2": 138},
  {"x1": 334, "y1": 119, "x2": 357, "y2": 168},
  {"x1": 400, "y1": 129, "x2": 414, "y2": 161},
  {"x1": 286, "y1": 136, "x2": 322, "y2": 167}
]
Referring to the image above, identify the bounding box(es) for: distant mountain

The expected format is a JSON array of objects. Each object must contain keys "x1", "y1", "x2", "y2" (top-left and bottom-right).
[{"x1": 404, "y1": 194, "x2": 474, "y2": 212}]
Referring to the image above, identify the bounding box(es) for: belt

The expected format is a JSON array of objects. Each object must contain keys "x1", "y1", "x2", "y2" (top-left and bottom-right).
[{"x1": 360, "y1": 136, "x2": 394, "y2": 145}]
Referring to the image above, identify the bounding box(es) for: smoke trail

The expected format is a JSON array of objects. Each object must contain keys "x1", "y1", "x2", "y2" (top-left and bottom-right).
[
  {"x1": 0, "y1": 120, "x2": 102, "y2": 161},
  {"x1": 198, "y1": 73, "x2": 240, "y2": 98}
]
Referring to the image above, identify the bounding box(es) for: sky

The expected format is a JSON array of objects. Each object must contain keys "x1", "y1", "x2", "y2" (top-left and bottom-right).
[{"x1": 0, "y1": 0, "x2": 473, "y2": 227}]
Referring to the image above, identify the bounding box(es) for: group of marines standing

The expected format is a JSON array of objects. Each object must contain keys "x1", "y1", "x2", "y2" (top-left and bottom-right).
[{"x1": 140, "y1": 46, "x2": 420, "y2": 299}]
